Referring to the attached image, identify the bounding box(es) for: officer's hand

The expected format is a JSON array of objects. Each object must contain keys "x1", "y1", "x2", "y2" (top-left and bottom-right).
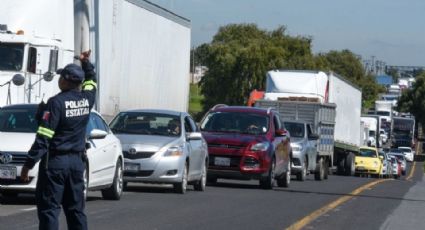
[
  {"x1": 20, "y1": 166, "x2": 30, "y2": 182},
  {"x1": 79, "y1": 50, "x2": 91, "y2": 62}
]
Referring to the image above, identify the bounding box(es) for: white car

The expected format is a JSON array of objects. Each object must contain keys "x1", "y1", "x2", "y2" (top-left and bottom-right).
[
  {"x1": 0, "y1": 104, "x2": 124, "y2": 200},
  {"x1": 398, "y1": 147, "x2": 414, "y2": 162}
]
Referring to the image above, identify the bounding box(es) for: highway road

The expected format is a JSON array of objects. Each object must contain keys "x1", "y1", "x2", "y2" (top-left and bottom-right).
[{"x1": 0, "y1": 161, "x2": 423, "y2": 230}]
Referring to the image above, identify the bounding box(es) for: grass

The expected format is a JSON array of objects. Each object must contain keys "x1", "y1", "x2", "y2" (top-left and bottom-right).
[{"x1": 188, "y1": 83, "x2": 204, "y2": 120}]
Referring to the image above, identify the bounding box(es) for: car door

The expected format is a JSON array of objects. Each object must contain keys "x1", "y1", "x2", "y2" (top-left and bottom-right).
[
  {"x1": 86, "y1": 113, "x2": 115, "y2": 187},
  {"x1": 272, "y1": 114, "x2": 288, "y2": 175},
  {"x1": 184, "y1": 116, "x2": 203, "y2": 180}
]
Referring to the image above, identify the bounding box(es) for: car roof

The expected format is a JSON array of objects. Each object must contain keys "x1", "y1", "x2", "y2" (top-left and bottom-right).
[
  {"x1": 0, "y1": 103, "x2": 38, "y2": 109},
  {"x1": 212, "y1": 106, "x2": 272, "y2": 115},
  {"x1": 119, "y1": 109, "x2": 184, "y2": 117}
]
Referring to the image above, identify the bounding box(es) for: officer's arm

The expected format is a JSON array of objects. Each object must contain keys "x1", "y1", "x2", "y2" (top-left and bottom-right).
[
  {"x1": 24, "y1": 99, "x2": 61, "y2": 169},
  {"x1": 81, "y1": 60, "x2": 97, "y2": 107}
]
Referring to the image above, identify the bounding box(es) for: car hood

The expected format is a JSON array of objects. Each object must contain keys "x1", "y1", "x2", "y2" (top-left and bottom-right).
[
  {"x1": 115, "y1": 134, "x2": 180, "y2": 152},
  {"x1": 202, "y1": 132, "x2": 267, "y2": 146},
  {"x1": 290, "y1": 138, "x2": 305, "y2": 145},
  {"x1": 355, "y1": 156, "x2": 380, "y2": 166},
  {"x1": 0, "y1": 132, "x2": 35, "y2": 152}
]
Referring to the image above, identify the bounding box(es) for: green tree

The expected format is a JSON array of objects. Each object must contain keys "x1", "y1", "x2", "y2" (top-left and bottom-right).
[
  {"x1": 315, "y1": 50, "x2": 384, "y2": 108},
  {"x1": 199, "y1": 24, "x2": 315, "y2": 112},
  {"x1": 397, "y1": 72, "x2": 425, "y2": 127}
]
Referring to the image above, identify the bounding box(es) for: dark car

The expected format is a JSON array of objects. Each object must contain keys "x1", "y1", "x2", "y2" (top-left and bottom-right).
[{"x1": 200, "y1": 105, "x2": 292, "y2": 189}]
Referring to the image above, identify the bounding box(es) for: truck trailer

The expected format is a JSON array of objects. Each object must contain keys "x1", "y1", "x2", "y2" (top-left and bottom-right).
[
  {"x1": 254, "y1": 70, "x2": 362, "y2": 176},
  {"x1": 392, "y1": 117, "x2": 415, "y2": 148},
  {"x1": 0, "y1": 0, "x2": 191, "y2": 119}
]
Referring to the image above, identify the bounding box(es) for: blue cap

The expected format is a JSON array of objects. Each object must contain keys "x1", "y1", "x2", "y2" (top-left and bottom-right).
[{"x1": 56, "y1": 64, "x2": 85, "y2": 83}]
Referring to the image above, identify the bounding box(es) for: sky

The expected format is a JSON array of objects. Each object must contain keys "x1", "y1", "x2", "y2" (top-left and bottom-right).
[{"x1": 148, "y1": 0, "x2": 425, "y2": 67}]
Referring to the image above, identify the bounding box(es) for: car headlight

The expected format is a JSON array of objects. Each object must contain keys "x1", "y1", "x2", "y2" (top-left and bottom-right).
[
  {"x1": 291, "y1": 143, "x2": 303, "y2": 152},
  {"x1": 373, "y1": 161, "x2": 379, "y2": 167},
  {"x1": 250, "y1": 142, "x2": 270, "y2": 151},
  {"x1": 164, "y1": 146, "x2": 183, "y2": 157}
]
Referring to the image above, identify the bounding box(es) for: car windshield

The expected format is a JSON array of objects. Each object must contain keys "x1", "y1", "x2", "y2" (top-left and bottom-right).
[
  {"x1": 0, "y1": 107, "x2": 38, "y2": 133},
  {"x1": 358, "y1": 148, "x2": 377, "y2": 157},
  {"x1": 284, "y1": 122, "x2": 304, "y2": 138},
  {"x1": 390, "y1": 154, "x2": 405, "y2": 161},
  {"x1": 200, "y1": 111, "x2": 269, "y2": 134},
  {"x1": 398, "y1": 147, "x2": 411, "y2": 153},
  {"x1": 389, "y1": 149, "x2": 404, "y2": 154},
  {"x1": 110, "y1": 112, "x2": 181, "y2": 137},
  {"x1": 0, "y1": 43, "x2": 24, "y2": 71}
]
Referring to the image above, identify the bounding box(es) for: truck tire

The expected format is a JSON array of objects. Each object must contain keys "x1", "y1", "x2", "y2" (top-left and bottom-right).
[
  {"x1": 324, "y1": 159, "x2": 329, "y2": 180},
  {"x1": 315, "y1": 158, "x2": 325, "y2": 181},
  {"x1": 345, "y1": 153, "x2": 355, "y2": 176},
  {"x1": 337, "y1": 158, "x2": 345, "y2": 175}
]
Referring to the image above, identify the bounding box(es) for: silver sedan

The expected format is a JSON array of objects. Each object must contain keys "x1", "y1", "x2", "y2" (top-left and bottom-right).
[{"x1": 109, "y1": 109, "x2": 208, "y2": 194}]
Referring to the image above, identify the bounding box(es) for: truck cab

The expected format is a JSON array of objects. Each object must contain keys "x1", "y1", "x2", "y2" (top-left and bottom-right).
[{"x1": 0, "y1": 25, "x2": 73, "y2": 106}]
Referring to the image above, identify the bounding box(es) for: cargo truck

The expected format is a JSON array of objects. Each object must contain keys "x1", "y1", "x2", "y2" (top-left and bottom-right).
[
  {"x1": 253, "y1": 70, "x2": 362, "y2": 177},
  {"x1": 375, "y1": 100, "x2": 393, "y2": 136},
  {"x1": 360, "y1": 115, "x2": 381, "y2": 148},
  {"x1": 392, "y1": 117, "x2": 415, "y2": 148},
  {"x1": 0, "y1": 0, "x2": 191, "y2": 119}
]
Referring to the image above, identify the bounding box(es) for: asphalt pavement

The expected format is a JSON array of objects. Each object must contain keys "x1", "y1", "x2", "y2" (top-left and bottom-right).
[{"x1": 0, "y1": 162, "x2": 423, "y2": 230}]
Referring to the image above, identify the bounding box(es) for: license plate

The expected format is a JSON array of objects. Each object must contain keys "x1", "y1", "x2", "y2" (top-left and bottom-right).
[
  {"x1": 125, "y1": 163, "x2": 139, "y2": 171},
  {"x1": 214, "y1": 157, "x2": 231, "y2": 166},
  {"x1": 0, "y1": 166, "x2": 17, "y2": 180}
]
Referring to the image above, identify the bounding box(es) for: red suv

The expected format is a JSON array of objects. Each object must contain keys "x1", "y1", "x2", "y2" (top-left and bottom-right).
[{"x1": 200, "y1": 105, "x2": 292, "y2": 189}]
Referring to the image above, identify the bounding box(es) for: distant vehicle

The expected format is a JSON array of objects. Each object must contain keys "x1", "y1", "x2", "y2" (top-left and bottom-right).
[
  {"x1": 0, "y1": 104, "x2": 124, "y2": 200},
  {"x1": 200, "y1": 105, "x2": 292, "y2": 189},
  {"x1": 380, "y1": 130, "x2": 388, "y2": 144},
  {"x1": 398, "y1": 147, "x2": 414, "y2": 162},
  {"x1": 375, "y1": 100, "x2": 393, "y2": 135},
  {"x1": 354, "y1": 147, "x2": 383, "y2": 178},
  {"x1": 361, "y1": 116, "x2": 381, "y2": 148},
  {"x1": 283, "y1": 120, "x2": 319, "y2": 181},
  {"x1": 389, "y1": 156, "x2": 402, "y2": 179},
  {"x1": 110, "y1": 109, "x2": 209, "y2": 194},
  {"x1": 388, "y1": 151, "x2": 407, "y2": 176},
  {"x1": 378, "y1": 151, "x2": 391, "y2": 178},
  {"x1": 392, "y1": 117, "x2": 415, "y2": 149}
]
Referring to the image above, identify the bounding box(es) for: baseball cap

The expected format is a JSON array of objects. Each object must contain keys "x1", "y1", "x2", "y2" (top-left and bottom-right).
[{"x1": 56, "y1": 64, "x2": 85, "y2": 83}]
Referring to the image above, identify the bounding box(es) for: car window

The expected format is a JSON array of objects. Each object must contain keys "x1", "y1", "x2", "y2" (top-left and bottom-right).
[
  {"x1": 307, "y1": 125, "x2": 313, "y2": 137},
  {"x1": 93, "y1": 113, "x2": 109, "y2": 132},
  {"x1": 273, "y1": 115, "x2": 281, "y2": 130},
  {"x1": 185, "y1": 116, "x2": 197, "y2": 133},
  {"x1": 109, "y1": 112, "x2": 181, "y2": 136},
  {"x1": 200, "y1": 111, "x2": 269, "y2": 135},
  {"x1": 0, "y1": 107, "x2": 38, "y2": 133},
  {"x1": 284, "y1": 122, "x2": 305, "y2": 138},
  {"x1": 86, "y1": 114, "x2": 96, "y2": 136}
]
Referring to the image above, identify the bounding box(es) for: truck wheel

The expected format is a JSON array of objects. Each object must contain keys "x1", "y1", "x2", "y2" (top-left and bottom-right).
[
  {"x1": 337, "y1": 158, "x2": 345, "y2": 175},
  {"x1": 345, "y1": 153, "x2": 355, "y2": 176},
  {"x1": 315, "y1": 158, "x2": 325, "y2": 181},
  {"x1": 260, "y1": 158, "x2": 276, "y2": 189},
  {"x1": 296, "y1": 159, "x2": 307, "y2": 181},
  {"x1": 101, "y1": 159, "x2": 123, "y2": 200},
  {"x1": 324, "y1": 159, "x2": 329, "y2": 180}
]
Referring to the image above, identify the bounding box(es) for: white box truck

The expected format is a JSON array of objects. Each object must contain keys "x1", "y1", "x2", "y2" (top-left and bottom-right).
[
  {"x1": 0, "y1": 0, "x2": 191, "y2": 119},
  {"x1": 375, "y1": 100, "x2": 393, "y2": 137},
  {"x1": 255, "y1": 70, "x2": 362, "y2": 176}
]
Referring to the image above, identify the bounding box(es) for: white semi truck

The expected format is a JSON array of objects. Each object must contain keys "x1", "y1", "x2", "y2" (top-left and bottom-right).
[
  {"x1": 375, "y1": 100, "x2": 393, "y2": 137},
  {"x1": 0, "y1": 0, "x2": 191, "y2": 119},
  {"x1": 255, "y1": 70, "x2": 362, "y2": 176}
]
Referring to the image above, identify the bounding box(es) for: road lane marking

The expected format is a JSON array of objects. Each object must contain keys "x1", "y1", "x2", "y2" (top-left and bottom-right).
[
  {"x1": 286, "y1": 179, "x2": 388, "y2": 230},
  {"x1": 406, "y1": 161, "x2": 416, "y2": 181}
]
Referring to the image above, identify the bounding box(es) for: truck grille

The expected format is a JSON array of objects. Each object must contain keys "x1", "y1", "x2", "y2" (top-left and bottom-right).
[
  {"x1": 123, "y1": 151, "x2": 155, "y2": 159},
  {"x1": 0, "y1": 152, "x2": 27, "y2": 165}
]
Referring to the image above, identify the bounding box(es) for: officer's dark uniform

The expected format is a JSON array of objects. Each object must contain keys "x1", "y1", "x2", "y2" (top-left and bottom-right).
[{"x1": 23, "y1": 60, "x2": 97, "y2": 230}]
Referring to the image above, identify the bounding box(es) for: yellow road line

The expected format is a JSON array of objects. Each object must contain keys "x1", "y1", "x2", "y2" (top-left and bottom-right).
[
  {"x1": 286, "y1": 179, "x2": 388, "y2": 230},
  {"x1": 406, "y1": 161, "x2": 416, "y2": 181}
]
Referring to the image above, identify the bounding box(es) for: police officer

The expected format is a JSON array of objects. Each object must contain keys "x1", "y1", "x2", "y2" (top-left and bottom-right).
[{"x1": 20, "y1": 51, "x2": 96, "y2": 230}]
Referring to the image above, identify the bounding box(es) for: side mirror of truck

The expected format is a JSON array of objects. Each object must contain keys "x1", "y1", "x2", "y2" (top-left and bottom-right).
[{"x1": 308, "y1": 133, "x2": 319, "y2": 140}]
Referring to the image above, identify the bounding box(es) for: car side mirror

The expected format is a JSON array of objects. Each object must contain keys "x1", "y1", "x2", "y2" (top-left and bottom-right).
[
  {"x1": 308, "y1": 133, "x2": 319, "y2": 140},
  {"x1": 187, "y1": 132, "x2": 202, "y2": 141},
  {"x1": 89, "y1": 129, "x2": 108, "y2": 139},
  {"x1": 276, "y1": 129, "x2": 288, "y2": 137}
]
